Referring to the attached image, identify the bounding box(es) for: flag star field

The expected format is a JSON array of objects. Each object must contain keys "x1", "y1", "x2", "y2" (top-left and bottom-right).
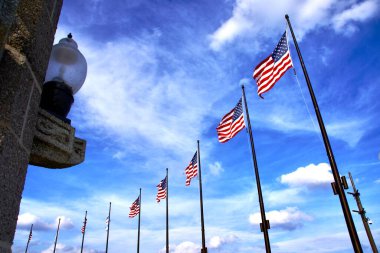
[{"x1": 13, "y1": 0, "x2": 380, "y2": 252}]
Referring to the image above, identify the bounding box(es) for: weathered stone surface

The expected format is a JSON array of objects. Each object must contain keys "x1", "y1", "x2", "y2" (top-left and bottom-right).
[
  {"x1": 29, "y1": 109, "x2": 86, "y2": 168},
  {"x1": 0, "y1": 0, "x2": 70, "y2": 250},
  {"x1": 22, "y1": 84, "x2": 41, "y2": 151},
  {"x1": 46, "y1": 0, "x2": 63, "y2": 31},
  {"x1": 0, "y1": 46, "x2": 35, "y2": 138},
  {"x1": 0, "y1": 0, "x2": 20, "y2": 60},
  {"x1": 0, "y1": 126, "x2": 28, "y2": 246},
  {"x1": 0, "y1": 240, "x2": 11, "y2": 253},
  {"x1": 7, "y1": 0, "x2": 62, "y2": 85}
]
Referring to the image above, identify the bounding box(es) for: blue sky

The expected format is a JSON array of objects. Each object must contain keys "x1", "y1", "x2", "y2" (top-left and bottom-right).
[{"x1": 13, "y1": 0, "x2": 380, "y2": 252}]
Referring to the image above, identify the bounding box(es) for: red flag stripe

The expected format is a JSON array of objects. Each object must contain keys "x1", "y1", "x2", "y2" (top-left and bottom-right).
[
  {"x1": 258, "y1": 56, "x2": 292, "y2": 95},
  {"x1": 253, "y1": 32, "x2": 293, "y2": 97},
  {"x1": 218, "y1": 114, "x2": 245, "y2": 143}
]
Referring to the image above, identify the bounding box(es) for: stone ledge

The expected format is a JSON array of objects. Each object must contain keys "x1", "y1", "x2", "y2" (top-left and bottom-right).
[{"x1": 28, "y1": 109, "x2": 86, "y2": 168}]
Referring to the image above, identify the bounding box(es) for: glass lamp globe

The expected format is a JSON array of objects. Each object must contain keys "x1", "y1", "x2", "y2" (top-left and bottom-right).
[
  {"x1": 40, "y1": 34, "x2": 87, "y2": 123},
  {"x1": 45, "y1": 33, "x2": 87, "y2": 94}
]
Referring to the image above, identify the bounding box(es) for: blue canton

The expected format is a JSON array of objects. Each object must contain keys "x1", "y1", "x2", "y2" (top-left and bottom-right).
[
  {"x1": 272, "y1": 32, "x2": 289, "y2": 63},
  {"x1": 232, "y1": 99, "x2": 243, "y2": 122},
  {"x1": 160, "y1": 177, "x2": 167, "y2": 189},
  {"x1": 191, "y1": 152, "x2": 197, "y2": 165}
]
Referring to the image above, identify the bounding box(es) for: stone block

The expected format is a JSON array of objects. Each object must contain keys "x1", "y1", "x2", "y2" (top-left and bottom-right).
[
  {"x1": 46, "y1": 0, "x2": 63, "y2": 31},
  {"x1": 21, "y1": 85, "x2": 41, "y2": 151},
  {"x1": 6, "y1": 0, "x2": 62, "y2": 85},
  {"x1": 0, "y1": 126, "x2": 29, "y2": 245},
  {"x1": 29, "y1": 109, "x2": 86, "y2": 168},
  {"x1": 0, "y1": 46, "x2": 35, "y2": 138},
  {"x1": 0, "y1": 0, "x2": 20, "y2": 60}
]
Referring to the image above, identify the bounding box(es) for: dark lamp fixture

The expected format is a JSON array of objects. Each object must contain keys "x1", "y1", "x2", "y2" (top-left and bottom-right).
[{"x1": 40, "y1": 33, "x2": 87, "y2": 123}]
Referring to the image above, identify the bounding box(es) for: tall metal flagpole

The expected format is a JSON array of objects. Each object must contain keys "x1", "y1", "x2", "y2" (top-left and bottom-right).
[
  {"x1": 197, "y1": 140, "x2": 207, "y2": 253},
  {"x1": 25, "y1": 224, "x2": 33, "y2": 253},
  {"x1": 137, "y1": 188, "x2": 142, "y2": 253},
  {"x1": 241, "y1": 85, "x2": 271, "y2": 253},
  {"x1": 348, "y1": 172, "x2": 378, "y2": 253},
  {"x1": 53, "y1": 218, "x2": 61, "y2": 253},
  {"x1": 80, "y1": 211, "x2": 87, "y2": 253},
  {"x1": 285, "y1": 14, "x2": 362, "y2": 253},
  {"x1": 166, "y1": 168, "x2": 169, "y2": 253},
  {"x1": 105, "y1": 202, "x2": 111, "y2": 253}
]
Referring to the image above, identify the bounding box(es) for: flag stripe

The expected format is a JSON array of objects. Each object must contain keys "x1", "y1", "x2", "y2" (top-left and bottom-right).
[
  {"x1": 253, "y1": 32, "x2": 293, "y2": 97},
  {"x1": 185, "y1": 152, "x2": 198, "y2": 186},
  {"x1": 216, "y1": 99, "x2": 245, "y2": 143},
  {"x1": 129, "y1": 197, "x2": 140, "y2": 218},
  {"x1": 156, "y1": 176, "x2": 167, "y2": 202}
]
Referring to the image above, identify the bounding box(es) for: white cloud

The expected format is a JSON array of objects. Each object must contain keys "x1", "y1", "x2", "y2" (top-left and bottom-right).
[
  {"x1": 54, "y1": 26, "x2": 235, "y2": 169},
  {"x1": 41, "y1": 243, "x2": 102, "y2": 253},
  {"x1": 375, "y1": 179, "x2": 380, "y2": 184},
  {"x1": 332, "y1": 0, "x2": 378, "y2": 34},
  {"x1": 167, "y1": 241, "x2": 200, "y2": 253},
  {"x1": 56, "y1": 216, "x2": 75, "y2": 230},
  {"x1": 280, "y1": 163, "x2": 334, "y2": 188},
  {"x1": 209, "y1": 234, "x2": 238, "y2": 249},
  {"x1": 41, "y1": 243, "x2": 73, "y2": 253},
  {"x1": 17, "y1": 213, "x2": 51, "y2": 231},
  {"x1": 17, "y1": 213, "x2": 74, "y2": 231},
  {"x1": 209, "y1": 0, "x2": 379, "y2": 50},
  {"x1": 256, "y1": 102, "x2": 367, "y2": 147},
  {"x1": 266, "y1": 188, "x2": 304, "y2": 206},
  {"x1": 208, "y1": 161, "x2": 224, "y2": 176},
  {"x1": 112, "y1": 150, "x2": 126, "y2": 160},
  {"x1": 249, "y1": 207, "x2": 313, "y2": 230}
]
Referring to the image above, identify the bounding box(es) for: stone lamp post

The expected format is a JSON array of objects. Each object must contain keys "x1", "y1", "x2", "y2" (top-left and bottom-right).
[{"x1": 29, "y1": 34, "x2": 87, "y2": 168}]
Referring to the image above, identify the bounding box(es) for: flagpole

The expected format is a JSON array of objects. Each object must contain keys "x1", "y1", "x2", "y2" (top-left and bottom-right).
[
  {"x1": 348, "y1": 172, "x2": 378, "y2": 253},
  {"x1": 105, "y1": 202, "x2": 111, "y2": 253},
  {"x1": 166, "y1": 168, "x2": 169, "y2": 253},
  {"x1": 241, "y1": 85, "x2": 271, "y2": 253},
  {"x1": 25, "y1": 224, "x2": 33, "y2": 253},
  {"x1": 80, "y1": 211, "x2": 87, "y2": 253},
  {"x1": 137, "y1": 188, "x2": 142, "y2": 253},
  {"x1": 285, "y1": 14, "x2": 362, "y2": 253},
  {"x1": 197, "y1": 140, "x2": 207, "y2": 253},
  {"x1": 53, "y1": 218, "x2": 61, "y2": 253}
]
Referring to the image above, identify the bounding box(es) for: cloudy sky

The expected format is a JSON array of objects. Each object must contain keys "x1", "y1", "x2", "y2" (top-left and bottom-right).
[{"x1": 13, "y1": 0, "x2": 380, "y2": 252}]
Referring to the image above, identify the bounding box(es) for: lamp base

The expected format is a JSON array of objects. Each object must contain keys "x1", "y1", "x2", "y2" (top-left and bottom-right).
[{"x1": 40, "y1": 81, "x2": 74, "y2": 124}]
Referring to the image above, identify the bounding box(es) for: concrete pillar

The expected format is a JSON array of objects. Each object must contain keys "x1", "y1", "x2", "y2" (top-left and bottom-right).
[{"x1": 0, "y1": 0, "x2": 62, "y2": 251}]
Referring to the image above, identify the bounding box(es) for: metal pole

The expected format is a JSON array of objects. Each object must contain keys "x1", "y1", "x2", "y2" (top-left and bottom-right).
[
  {"x1": 348, "y1": 172, "x2": 378, "y2": 253},
  {"x1": 80, "y1": 211, "x2": 87, "y2": 253},
  {"x1": 53, "y1": 218, "x2": 61, "y2": 253},
  {"x1": 25, "y1": 224, "x2": 33, "y2": 253},
  {"x1": 166, "y1": 168, "x2": 169, "y2": 253},
  {"x1": 285, "y1": 14, "x2": 362, "y2": 252},
  {"x1": 197, "y1": 140, "x2": 207, "y2": 253},
  {"x1": 105, "y1": 202, "x2": 111, "y2": 253},
  {"x1": 242, "y1": 85, "x2": 271, "y2": 253},
  {"x1": 137, "y1": 188, "x2": 141, "y2": 253}
]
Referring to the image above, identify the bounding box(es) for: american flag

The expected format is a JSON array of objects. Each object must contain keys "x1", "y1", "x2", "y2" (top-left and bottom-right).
[
  {"x1": 253, "y1": 32, "x2": 293, "y2": 97},
  {"x1": 216, "y1": 98, "x2": 245, "y2": 143},
  {"x1": 81, "y1": 218, "x2": 87, "y2": 234},
  {"x1": 156, "y1": 176, "x2": 167, "y2": 203},
  {"x1": 129, "y1": 196, "x2": 140, "y2": 218},
  {"x1": 185, "y1": 152, "x2": 198, "y2": 186},
  {"x1": 28, "y1": 230, "x2": 32, "y2": 241}
]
